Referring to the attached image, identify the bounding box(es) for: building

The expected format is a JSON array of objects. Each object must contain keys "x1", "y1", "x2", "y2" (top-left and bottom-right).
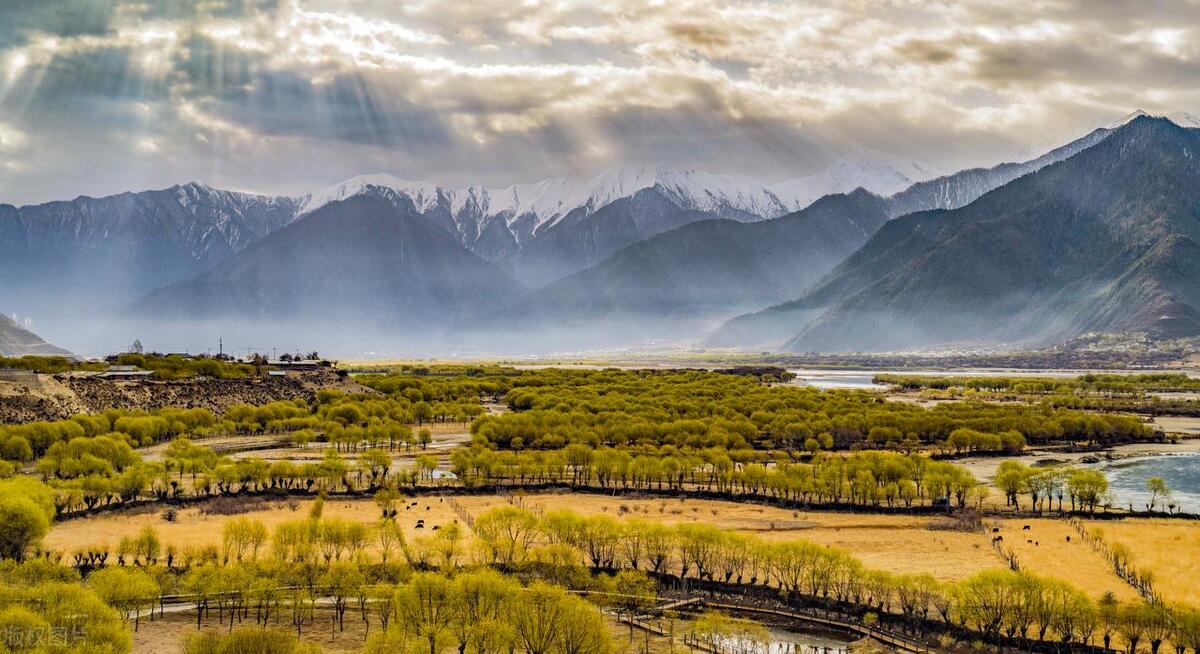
[
  {"x1": 97, "y1": 365, "x2": 155, "y2": 380},
  {"x1": 268, "y1": 360, "x2": 322, "y2": 370}
]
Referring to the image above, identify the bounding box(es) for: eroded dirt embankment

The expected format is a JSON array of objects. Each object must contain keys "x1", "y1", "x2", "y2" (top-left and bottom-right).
[{"x1": 0, "y1": 368, "x2": 373, "y2": 423}]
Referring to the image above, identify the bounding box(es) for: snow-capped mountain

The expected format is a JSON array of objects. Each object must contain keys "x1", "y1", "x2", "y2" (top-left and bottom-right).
[
  {"x1": 295, "y1": 164, "x2": 804, "y2": 284},
  {"x1": 292, "y1": 157, "x2": 940, "y2": 284},
  {"x1": 0, "y1": 182, "x2": 300, "y2": 312},
  {"x1": 1108, "y1": 109, "x2": 1200, "y2": 129},
  {"x1": 771, "y1": 151, "x2": 940, "y2": 211},
  {"x1": 298, "y1": 164, "x2": 793, "y2": 237}
]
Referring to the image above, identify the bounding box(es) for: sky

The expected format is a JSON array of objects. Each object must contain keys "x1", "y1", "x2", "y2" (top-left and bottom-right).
[{"x1": 0, "y1": 0, "x2": 1198, "y2": 205}]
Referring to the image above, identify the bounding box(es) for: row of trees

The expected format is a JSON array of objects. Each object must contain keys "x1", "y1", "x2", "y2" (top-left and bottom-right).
[
  {"x1": 450, "y1": 447, "x2": 985, "y2": 508},
  {"x1": 994, "y1": 461, "x2": 1113, "y2": 513},
  {"x1": 32, "y1": 429, "x2": 1129, "y2": 518}
]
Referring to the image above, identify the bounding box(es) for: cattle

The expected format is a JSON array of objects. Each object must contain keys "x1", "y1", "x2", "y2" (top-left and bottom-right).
[
  {"x1": 1023, "y1": 525, "x2": 1031, "y2": 531},
  {"x1": 992, "y1": 527, "x2": 1001, "y2": 533},
  {"x1": 1066, "y1": 536, "x2": 1072, "y2": 542}
]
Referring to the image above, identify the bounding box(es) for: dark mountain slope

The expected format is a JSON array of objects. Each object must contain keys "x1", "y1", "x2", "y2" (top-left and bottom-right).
[
  {"x1": 470, "y1": 190, "x2": 889, "y2": 346},
  {"x1": 136, "y1": 196, "x2": 523, "y2": 326},
  {"x1": 885, "y1": 126, "x2": 1113, "y2": 217},
  {"x1": 0, "y1": 314, "x2": 70, "y2": 357},
  {"x1": 711, "y1": 117, "x2": 1200, "y2": 352}
]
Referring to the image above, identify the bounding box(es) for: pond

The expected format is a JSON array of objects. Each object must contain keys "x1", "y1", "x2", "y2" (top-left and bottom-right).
[{"x1": 1088, "y1": 452, "x2": 1200, "y2": 513}]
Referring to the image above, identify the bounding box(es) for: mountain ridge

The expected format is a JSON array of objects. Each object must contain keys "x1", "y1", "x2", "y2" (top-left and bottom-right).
[
  {"x1": 709, "y1": 116, "x2": 1200, "y2": 352},
  {"x1": 135, "y1": 195, "x2": 524, "y2": 328}
]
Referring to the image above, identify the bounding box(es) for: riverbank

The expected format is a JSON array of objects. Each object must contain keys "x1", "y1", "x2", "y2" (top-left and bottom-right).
[{"x1": 956, "y1": 438, "x2": 1200, "y2": 481}]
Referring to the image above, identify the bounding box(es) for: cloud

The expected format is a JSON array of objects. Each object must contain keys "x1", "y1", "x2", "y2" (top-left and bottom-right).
[
  {"x1": 0, "y1": 0, "x2": 1196, "y2": 204},
  {"x1": 0, "y1": 122, "x2": 28, "y2": 153}
]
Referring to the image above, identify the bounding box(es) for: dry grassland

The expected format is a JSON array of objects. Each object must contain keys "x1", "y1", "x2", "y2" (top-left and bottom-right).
[
  {"x1": 996, "y1": 518, "x2": 1140, "y2": 601},
  {"x1": 1083, "y1": 518, "x2": 1200, "y2": 606},
  {"x1": 45, "y1": 498, "x2": 463, "y2": 554},
  {"x1": 457, "y1": 494, "x2": 1004, "y2": 582},
  {"x1": 50, "y1": 491, "x2": 1188, "y2": 605}
]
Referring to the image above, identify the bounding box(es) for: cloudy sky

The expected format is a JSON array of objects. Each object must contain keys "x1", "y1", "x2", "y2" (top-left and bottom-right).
[{"x1": 0, "y1": 0, "x2": 1196, "y2": 205}]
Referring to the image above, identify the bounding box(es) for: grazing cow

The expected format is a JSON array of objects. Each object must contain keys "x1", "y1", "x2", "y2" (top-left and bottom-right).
[
  {"x1": 992, "y1": 527, "x2": 1001, "y2": 533},
  {"x1": 432, "y1": 525, "x2": 440, "y2": 530},
  {"x1": 1027, "y1": 539, "x2": 1033, "y2": 544},
  {"x1": 1023, "y1": 525, "x2": 1031, "y2": 531},
  {"x1": 415, "y1": 524, "x2": 424, "y2": 529}
]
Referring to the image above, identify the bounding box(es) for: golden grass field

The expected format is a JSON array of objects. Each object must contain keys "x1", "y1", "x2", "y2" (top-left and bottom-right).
[
  {"x1": 49, "y1": 493, "x2": 998, "y2": 582},
  {"x1": 1083, "y1": 518, "x2": 1200, "y2": 606},
  {"x1": 994, "y1": 518, "x2": 1141, "y2": 601}
]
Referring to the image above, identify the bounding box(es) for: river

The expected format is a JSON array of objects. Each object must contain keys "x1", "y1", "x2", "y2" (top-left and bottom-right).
[{"x1": 1088, "y1": 452, "x2": 1200, "y2": 513}]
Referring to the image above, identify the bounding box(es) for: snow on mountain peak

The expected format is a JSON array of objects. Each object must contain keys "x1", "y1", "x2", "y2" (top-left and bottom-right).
[
  {"x1": 1110, "y1": 110, "x2": 1200, "y2": 129},
  {"x1": 770, "y1": 150, "x2": 937, "y2": 211},
  {"x1": 299, "y1": 174, "x2": 444, "y2": 215},
  {"x1": 295, "y1": 154, "x2": 938, "y2": 242},
  {"x1": 298, "y1": 164, "x2": 793, "y2": 233}
]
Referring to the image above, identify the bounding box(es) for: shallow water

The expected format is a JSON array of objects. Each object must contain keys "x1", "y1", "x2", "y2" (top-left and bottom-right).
[
  {"x1": 786, "y1": 367, "x2": 1129, "y2": 391},
  {"x1": 788, "y1": 369, "x2": 888, "y2": 390},
  {"x1": 1089, "y1": 452, "x2": 1200, "y2": 513},
  {"x1": 710, "y1": 626, "x2": 851, "y2": 654}
]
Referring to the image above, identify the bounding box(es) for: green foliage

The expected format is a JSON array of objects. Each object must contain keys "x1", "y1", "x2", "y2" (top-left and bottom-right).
[
  {"x1": 462, "y1": 368, "x2": 1151, "y2": 452},
  {"x1": 0, "y1": 478, "x2": 54, "y2": 560},
  {"x1": 113, "y1": 353, "x2": 255, "y2": 380},
  {"x1": 0, "y1": 356, "x2": 104, "y2": 374}
]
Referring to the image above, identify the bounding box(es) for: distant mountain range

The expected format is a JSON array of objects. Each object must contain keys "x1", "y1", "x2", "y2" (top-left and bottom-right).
[
  {"x1": 3, "y1": 111, "x2": 1198, "y2": 354},
  {"x1": 0, "y1": 314, "x2": 69, "y2": 357},
  {"x1": 463, "y1": 190, "x2": 890, "y2": 348},
  {"x1": 710, "y1": 116, "x2": 1200, "y2": 351}
]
